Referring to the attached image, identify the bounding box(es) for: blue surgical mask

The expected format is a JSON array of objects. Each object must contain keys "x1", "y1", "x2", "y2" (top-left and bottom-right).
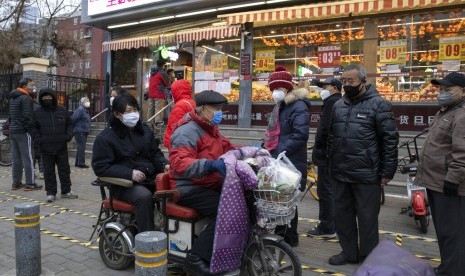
[
  {"x1": 211, "y1": 111, "x2": 223, "y2": 125},
  {"x1": 437, "y1": 90, "x2": 461, "y2": 107}
]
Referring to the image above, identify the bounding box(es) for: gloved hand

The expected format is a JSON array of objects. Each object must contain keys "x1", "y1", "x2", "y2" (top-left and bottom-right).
[
  {"x1": 443, "y1": 180, "x2": 459, "y2": 197},
  {"x1": 205, "y1": 159, "x2": 226, "y2": 177}
]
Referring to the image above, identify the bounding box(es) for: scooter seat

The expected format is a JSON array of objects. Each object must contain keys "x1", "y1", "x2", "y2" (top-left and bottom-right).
[
  {"x1": 166, "y1": 202, "x2": 199, "y2": 219},
  {"x1": 103, "y1": 199, "x2": 135, "y2": 212}
]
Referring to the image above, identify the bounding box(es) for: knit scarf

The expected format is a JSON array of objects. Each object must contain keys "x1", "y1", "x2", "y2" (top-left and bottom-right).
[{"x1": 264, "y1": 102, "x2": 281, "y2": 151}]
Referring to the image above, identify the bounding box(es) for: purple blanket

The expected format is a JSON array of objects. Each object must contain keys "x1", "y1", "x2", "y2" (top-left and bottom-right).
[{"x1": 210, "y1": 147, "x2": 271, "y2": 274}]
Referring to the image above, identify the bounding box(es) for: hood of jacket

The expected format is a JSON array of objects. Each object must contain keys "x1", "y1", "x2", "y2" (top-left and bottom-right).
[
  {"x1": 343, "y1": 83, "x2": 378, "y2": 104},
  {"x1": 171, "y1": 80, "x2": 192, "y2": 102},
  {"x1": 284, "y1": 87, "x2": 311, "y2": 108},
  {"x1": 9, "y1": 88, "x2": 30, "y2": 99},
  {"x1": 38, "y1": 89, "x2": 58, "y2": 108}
]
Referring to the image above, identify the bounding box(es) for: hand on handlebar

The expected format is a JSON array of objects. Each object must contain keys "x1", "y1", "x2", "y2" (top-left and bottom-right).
[
  {"x1": 205, "y1": 159, "x2": 226, "y2": 177},
  {"x1": 132, "y1": 170, "x2": 146, "y2": 183}
]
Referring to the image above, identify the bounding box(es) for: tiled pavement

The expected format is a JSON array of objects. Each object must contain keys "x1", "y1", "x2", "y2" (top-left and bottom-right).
[{"x1": 0, "y1": 162, "x2": 440, "y2": 275}]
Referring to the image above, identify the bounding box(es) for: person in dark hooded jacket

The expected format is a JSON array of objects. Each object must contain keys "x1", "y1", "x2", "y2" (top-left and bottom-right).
[
  {"x1": 265, "y1": 66, "x2": 310, "y2": 247},
  {"x1": 327, "y1": 64, "x2": 398, "y2": 266},
  {"x1": 92, "y1": 94, "x2": 168, "y2": 233},
  {"x1": 31, "y1": 88, "x2": 76, "y2": 203}
]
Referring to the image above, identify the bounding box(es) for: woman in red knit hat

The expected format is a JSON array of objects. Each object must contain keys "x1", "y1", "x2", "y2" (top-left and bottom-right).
[{"x1": 265, "y1": 65, "x2": 311, "y2": 247}]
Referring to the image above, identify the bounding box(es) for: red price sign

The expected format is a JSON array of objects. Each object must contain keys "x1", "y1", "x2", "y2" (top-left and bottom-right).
[
  {"x1": 317, "y1": 46, "x2": 341, "y2": 68},
  {"x1": 255, "y1": 50, "x2": 275, "y2": 72},
  {"x1": 439, "y1": 36, "x2": 465, "y2": 61},
  {"x1": 379, "y1": 40, "x2": 407, "y2": 64}
]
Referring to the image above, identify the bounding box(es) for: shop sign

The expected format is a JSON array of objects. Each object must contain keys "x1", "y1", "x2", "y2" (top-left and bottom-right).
[
  {"x1": 211, "y1": 54, "x2": 228, "y2": 73},
  {"x1": 379, "y1": 40, "x2": 407, "y2": 64},
  {"x1": 255, "y1": 50, "x2": 275, "y2": 72},
  {"x1": 439, "y1": 36, "x2": 465, "y2": 61},
  {"x1": 88, "y1": 0, "x2": 162, "y2": 16},
  {"x1": 317, "y1": 46, "x2": 341, "y2": 68}
]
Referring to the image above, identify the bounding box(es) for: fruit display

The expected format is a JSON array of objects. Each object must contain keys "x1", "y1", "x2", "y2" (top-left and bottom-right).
[{"x1": 418, "y1": 83, "x2": 439, "y2": 102}]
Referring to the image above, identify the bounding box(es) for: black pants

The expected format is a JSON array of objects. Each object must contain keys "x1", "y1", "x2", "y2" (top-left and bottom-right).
[
  {"x1": 275, "y1": 208, "x2": 299, "y2": 246},
  {"x1": 114, "y1": 184, "x2": 154, "y2": 233},
  {"x1": 178, "y1": 188, "x2": 220, "y2": 262},
  {"x1": 427, "y1": 189, "x2": 465, "y2": 276},
  {"x1": 334, "y1": 181, "x2": 381, "y2": 261},
  {"x1": 317, "y1": 165, "x2": 335, "y2": 232},
  {"x1": 42, "y1": 151, "x2": 72, "y2": 196}
]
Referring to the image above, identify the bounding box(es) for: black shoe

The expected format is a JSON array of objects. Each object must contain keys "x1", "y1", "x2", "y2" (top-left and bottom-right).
[
  {"x1": 23, "y1": 183, "x2": 43, "y2": 191},
  {"x1": 76, "y1": 164, "x2": 89, "y2": 168},
  {"x1": 307, "y1": 226, "x2": 337, "y2": 238},
  {"x1": 183, "y1": 252, "x2": 217, "y2": 276},
  {"x1": 328, "y1": 252, "x2": 358, "y2": 266}
]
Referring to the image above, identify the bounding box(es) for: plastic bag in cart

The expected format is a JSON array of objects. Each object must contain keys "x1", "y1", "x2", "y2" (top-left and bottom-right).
[{"x1": 257, "y1": 151, "x2": 301, "y2": 200}]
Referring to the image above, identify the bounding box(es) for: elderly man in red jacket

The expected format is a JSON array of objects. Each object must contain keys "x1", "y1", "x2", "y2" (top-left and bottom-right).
[{"x1": 169, "y1": 90, "x2": 235, "y2": 276}]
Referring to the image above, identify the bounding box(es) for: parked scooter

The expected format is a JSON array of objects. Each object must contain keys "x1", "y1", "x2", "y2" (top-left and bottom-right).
[{"x1": 398, "y1": 130, "x2": 430, "y2": 234}]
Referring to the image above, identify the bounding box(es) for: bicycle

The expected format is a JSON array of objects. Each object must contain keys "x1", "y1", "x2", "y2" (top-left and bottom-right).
[
  {"x1": 0, "y1": 136, "x2": 12, "y2": 166},
  {"x1": 300, "y1": 160, "x2": 319, "y2": 201}
]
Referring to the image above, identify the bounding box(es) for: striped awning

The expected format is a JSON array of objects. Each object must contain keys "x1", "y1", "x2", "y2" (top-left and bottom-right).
[
  {"x1": 219, "y1": 0, "x2": 464, "y2": 25},
  {"x1": 177, "y1": 25, "x2": 240, "y2": 44},
  {"x1": 102, "y1": 36, "x2": 149, "y2": 52}
]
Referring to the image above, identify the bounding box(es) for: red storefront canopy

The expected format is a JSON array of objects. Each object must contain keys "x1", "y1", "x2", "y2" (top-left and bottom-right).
[
  {"x1": 219, "y1": 0, "x2": 464, "y2": 25},
  {"x1": 177, "y1": 25, "x2": 240, "y2": 43}
]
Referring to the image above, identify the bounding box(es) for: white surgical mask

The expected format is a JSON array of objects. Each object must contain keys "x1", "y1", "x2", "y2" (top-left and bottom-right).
[
  {"x1": 84, "y1": 102, "x2": 90, "y2": 108},
  {"x1": 121, "y1": 112, "x2": 139, "y2": 128},
  {"x1": 320, "y1": 89, "x2": 331, "y2": 101},
  {"x1": 272, "y1": 89, "x2": 286, "y2": 102},
  {"x1": 110, "y1": 97, "x2": 115, "y2": 106}
]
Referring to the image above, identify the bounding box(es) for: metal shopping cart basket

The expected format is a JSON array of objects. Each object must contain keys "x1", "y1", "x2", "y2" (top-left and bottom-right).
[{"x1": 253, "y1": 189, "x2": 299, "y2": 230}]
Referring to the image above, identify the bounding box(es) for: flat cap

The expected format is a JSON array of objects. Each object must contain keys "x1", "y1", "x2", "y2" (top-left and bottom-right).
[
  {"x1": 195, "y1": 90, "x2": 228, "y2": 106},
  {"x1": 315, "y1": 77, "x2": 342, "y2": 91},
  {"x1": 431, "y1": 72, "x2": 465, "y2": 87}
]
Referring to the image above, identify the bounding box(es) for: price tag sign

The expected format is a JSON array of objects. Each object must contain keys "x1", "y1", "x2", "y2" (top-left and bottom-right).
[
  {"x1": 439, "y1": 36, "x2": 465, "y2": 61},
  {"x1": 317, "y1": 46, "x2": 341, "y2": 68},
  {"x1": 255, "y1": 50, "x2": 275, "y2": 72},
  {"x1": 211, "y1": 54, "x2": 228, "y2": 73},
  {"x1": 379, "y1": 40, "x2": 407, "y2": 64}
]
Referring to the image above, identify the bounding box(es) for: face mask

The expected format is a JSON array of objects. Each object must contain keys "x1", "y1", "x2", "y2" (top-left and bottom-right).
[
  {"x1": 343, "y1": 83, "x2": 362, "y2": 98},
  {"x1": 437, "y1": 90, "x2": 461, "y2": 107},
  {"x1": 110, "y1": 97, "x2": 115, "y2": 106},
  {"x1": 320, "y1": 89, "x2": 331, "y2": 101},
  {"x1": 272, "y1": 89, "x2": 286, "y2": 102},
  {"x1": 84, "y1": 102, "x2": 90, "y2": 108},
  {"x1": 121, "y1": 112, "x2": 139, "y2": 128},
  {"x1": 211, "y1": 111, "x2": 223, "y2": 125},
  {"x1": 42, "y1": 99, "x2": 53, "y2": 108}
]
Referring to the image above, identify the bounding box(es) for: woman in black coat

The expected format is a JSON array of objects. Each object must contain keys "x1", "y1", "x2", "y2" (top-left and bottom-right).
[{"x1": 92, "y1": 94, "x2": 168, "y2": 232}]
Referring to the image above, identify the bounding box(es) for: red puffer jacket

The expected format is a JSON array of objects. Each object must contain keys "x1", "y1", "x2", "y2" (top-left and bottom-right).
[
  {"x1": 169, "y1": 111, "x2": 235, "y2": 192},
  {"x1": 163, "y1": 80, "x2": 196, "y2": 148},
  {"x1": 148, "y1": 68, "x2": 170, "y2": 99}
]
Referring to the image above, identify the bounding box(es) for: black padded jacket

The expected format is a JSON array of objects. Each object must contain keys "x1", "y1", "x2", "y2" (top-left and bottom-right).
[{"x1": 328, "y1": 84, "x2": 399, "y2": 184}]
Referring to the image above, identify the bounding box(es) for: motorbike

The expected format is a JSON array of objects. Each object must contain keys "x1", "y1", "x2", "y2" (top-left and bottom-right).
[
  {"x1": 398, "y1": 130, "x2": 430, "y2": 234},
  {"x1": 89, "y1": 172, "x2": 302, "y2": 275}
]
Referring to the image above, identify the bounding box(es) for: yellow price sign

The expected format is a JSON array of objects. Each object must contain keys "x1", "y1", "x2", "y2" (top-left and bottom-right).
[
  {"x1": 255, "y1": 50, "x2": 275, "y2": 72},
  {"x1": 211, "y1": 54, "x2": 228, "y2": 73},
  {"x1": 439, "y1": 36, "x2": 465, "y2": 61},
  {"x1": 379, "y1": 40, "x2": 407, "y2": 64}
]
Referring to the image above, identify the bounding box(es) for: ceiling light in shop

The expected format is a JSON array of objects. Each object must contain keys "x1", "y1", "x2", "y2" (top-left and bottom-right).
[
  {"x1": 108, "y1": 22, "x2": 139, "y2": 29},
  {"x1": 176, "y1": 9, "x2": 217, "y2": 17},
  {"x1": 218, "y1": 2, "x2": 265, "y2": 11},
  {"x1": 140, "y1": 16, "x2": 175, "y2": 24}
]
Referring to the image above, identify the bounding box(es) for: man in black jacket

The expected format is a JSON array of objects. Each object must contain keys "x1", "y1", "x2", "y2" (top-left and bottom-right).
[
  {"x1": 9, "y1": 78, "x2": 43, "y2": 191},
  {"x1": 31, "y1": 88, "x2": 77, "y2": 203},
  {"x1": 327, "y1": 65, "x2": 398, "y2": 265},
  {"x1": 307, "y1": 78, "x2": 342, "y2": 239}
]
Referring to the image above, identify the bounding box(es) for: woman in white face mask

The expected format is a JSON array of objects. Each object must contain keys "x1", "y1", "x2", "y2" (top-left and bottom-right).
[
  {"x1": 264, "y1": 65, "x2": 311, "y2": 248},
  {"x1": 92, "y1": 94, "x2": 169, "y2": 233}
]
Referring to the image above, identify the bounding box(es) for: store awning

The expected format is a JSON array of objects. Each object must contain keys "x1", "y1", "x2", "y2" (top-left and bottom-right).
[
  {"x1": 102, "y1": 34, "x2": 176, "y2": 52},
  {"x1": 177, "y1": 25, "x2": 240, "y2": 44},
  {"x1": 218, "y1": 0, "x2": 464, "y2": 25},
  {"x1": 102, "y1": 36, "x2": 149, "y2": 52}
]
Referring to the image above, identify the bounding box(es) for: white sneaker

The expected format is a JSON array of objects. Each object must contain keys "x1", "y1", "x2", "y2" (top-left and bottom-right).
[
  {"x1": 61, "y1": 191, "x2": 78, "y2": 199},
  {"x1": 46, "y1": 195, "x2": 56, "y2": 203}
]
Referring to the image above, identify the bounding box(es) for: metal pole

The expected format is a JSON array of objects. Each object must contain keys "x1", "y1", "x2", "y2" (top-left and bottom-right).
[
  {"x1": 135, "y1": 231, "x2": 167, "y2": 276},
  {"x1": 15, "y1": 202, "x2": 41, "y2": 276}
]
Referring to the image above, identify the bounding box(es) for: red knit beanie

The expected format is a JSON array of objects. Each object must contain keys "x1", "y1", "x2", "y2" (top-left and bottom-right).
[{"x1": 268, "y1": 65, "x2": 294, "y2": 91}]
